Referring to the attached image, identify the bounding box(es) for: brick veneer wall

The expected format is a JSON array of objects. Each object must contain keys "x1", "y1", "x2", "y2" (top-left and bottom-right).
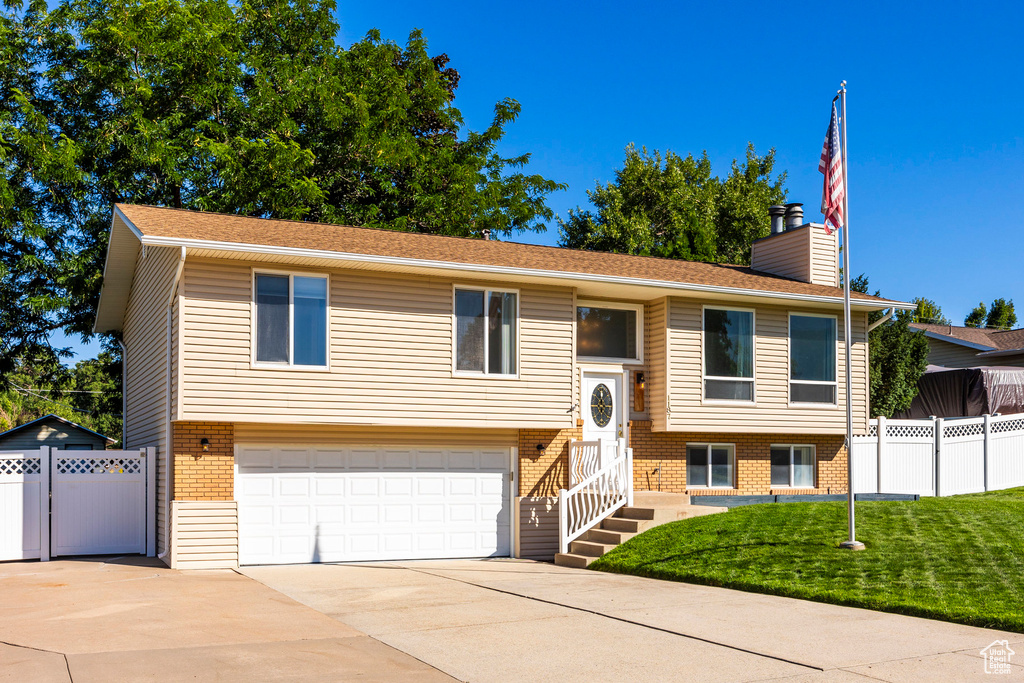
[
  {"x1": 518, "y1": 421, "x2": 848, "y2": 497},
  {"x1": 172, "y1": 422, "x2": 235, "y2": 500},
  {"x1": 518, "y1": 424, "x2": 582, "y2": 497},
  {"x1": 629, "y1": 420, "x2": 847, "y2": 495}
]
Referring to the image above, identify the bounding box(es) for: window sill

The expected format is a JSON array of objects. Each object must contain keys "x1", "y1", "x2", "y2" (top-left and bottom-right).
[
  {"x1": 787, "y1": 402, "x2": 839, "y2": 410},
  {"x1": 251, "y1": 363, "x2": 331, "y2": 373},
  {"x1": 452, "y1": 371, "x2": 520, "y2": 380},
  {"x1": 701, "y1": 399, "x2": 757, "y2": 406}
]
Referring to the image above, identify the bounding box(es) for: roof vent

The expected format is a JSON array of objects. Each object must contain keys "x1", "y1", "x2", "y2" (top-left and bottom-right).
[
  {"x1": 481, "y1": 229, "x2": 491, "y2": 241},
  {"x1": 784, "y1": 202, "x2": 804, "y2": 229},
  {"x1": 768, "y1": 205, "x2": 787, "y2": 235}
]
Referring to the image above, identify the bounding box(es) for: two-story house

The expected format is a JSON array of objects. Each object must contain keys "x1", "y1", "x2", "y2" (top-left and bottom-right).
[{"x1": 94, "y1": 204, "x2": 911, "y2": 569}]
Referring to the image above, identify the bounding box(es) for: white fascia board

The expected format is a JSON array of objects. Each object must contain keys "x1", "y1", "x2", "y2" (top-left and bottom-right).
[
  {"x1": 919, "y1": 330, "x2": 995, "y2": 352},
  {"x1": 137, "y1": 233, "x2": 912, "y2": 311}
]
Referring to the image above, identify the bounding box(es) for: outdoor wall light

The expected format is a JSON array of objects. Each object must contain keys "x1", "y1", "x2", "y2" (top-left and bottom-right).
[
  {"x1": 535, "y1": 443, "x2": 545, "y2": 454},
  {"x1": 200, "y1": 438, "x2": 210, "y2": 452},
  {"x1": 634, "y1": 371, "x2": 646, "y2": 412}
]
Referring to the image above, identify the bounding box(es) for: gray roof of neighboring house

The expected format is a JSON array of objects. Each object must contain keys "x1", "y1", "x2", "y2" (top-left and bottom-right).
[
  {"x1": 0, "y1": 414, "x2": 116, "y2": 444},
  {"x1": 910, "y1": 323, "x2": 1024, "y2": 355}
]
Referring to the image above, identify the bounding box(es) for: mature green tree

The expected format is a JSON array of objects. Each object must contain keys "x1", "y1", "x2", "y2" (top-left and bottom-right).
[
  {"x1": 985, "y1": 298, "x2": 1017, "y2": 330},
  {"x1": 965, "y1": 302, "x2": 987, "y2": 328},
  {"x1": 912, "y1": 297, "x2": 950, "y2": 325},
  {"x1": 0, "y1": 0, "x2": 563, "y2": 381},
  {"x1": 852, "y1": 275, "x2": 930, "y2": 417},
  {"x1": 558, "y1": 144, "x2": 786, "y2": 264}
]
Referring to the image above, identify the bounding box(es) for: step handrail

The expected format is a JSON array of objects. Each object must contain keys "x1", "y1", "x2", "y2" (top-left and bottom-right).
[{"x1": 558, "y1": 445, "x2": 633, "y2": 555}]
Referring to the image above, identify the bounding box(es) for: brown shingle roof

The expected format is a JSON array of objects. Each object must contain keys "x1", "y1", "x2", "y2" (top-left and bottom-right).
[
  {"x1": 116, "y1": 204, "x2": 903, "y2": 306},
  {"x1": 911, "y1": 323, "x2": 1024, "y2": 351}
]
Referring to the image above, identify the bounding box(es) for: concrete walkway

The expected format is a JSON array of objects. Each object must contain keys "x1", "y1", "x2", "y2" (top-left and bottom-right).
[
  {"x1": 243, "y1": 559, "x2": 1024, "y2": 683},
  {"x1": 0, "y1": 557, "x2": 455, "y2": 682}
]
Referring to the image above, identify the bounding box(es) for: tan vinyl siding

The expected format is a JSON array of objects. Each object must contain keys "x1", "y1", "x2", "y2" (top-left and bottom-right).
[
  {"x1": 179, "y1": 259, "x2": 574, "y2": 428},
  {"x1": 925, "y1": 338, "x2": 986, "y2": 368},
  {"x1": 751, "y1": 225, "x2": 838, "y2": 287},
  {"x1": 122, "y1": 245, "x2": 181, "y2": 555},
  {"x1": 234, "y1": 423, "x2": 517, "y2": 448},
  {"x1": 515, "y1": 496, "x2": 558, "y2": 561},
  {"x1": 808, "y1": 226, "x2": 839, "y2": 287},
  {"x1": 169, "y1": 501, "x2": 238, "y2": 570},
  {"x1": 666, "y1": 298, "x2": 868, "y2": 434},
  {"x1": 646, "y1": 298, "x2": 669, "y2": 431},
  {"x1": 750, "y1": 229, "x2": 810, "y2": 282}
]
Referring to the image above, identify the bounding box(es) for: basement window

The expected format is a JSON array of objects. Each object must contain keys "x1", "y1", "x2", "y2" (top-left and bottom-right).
[
  {"x1": 770, "y1": 445, "x2": 816, "y2": 488},
  {"x1": 686, "y1": 444, "x2": 735, "y2": 488}
]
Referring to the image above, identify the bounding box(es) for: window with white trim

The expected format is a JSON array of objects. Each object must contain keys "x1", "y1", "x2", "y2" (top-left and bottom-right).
[
  {"x1": 704, "y1": 308, "x2": 754, "y2": 401},
  {"x1": 790, "y1": 314, "x2": 837, "y2": 404},
  {"x1": 255, "y1": 272, "x2": 328, "y2": 367},
  {"x1": 455, "y1": 288, "x2": 517, "y2": 375},
  {"x1": 576, "y1": 302, "x2": 641, "y2": 361},
  {"x1": 770, "y1": 445, "x2": 815, "y2": 487},
  {"x1": 686, "y1": 444, "x2": 735, "y2": 488}
]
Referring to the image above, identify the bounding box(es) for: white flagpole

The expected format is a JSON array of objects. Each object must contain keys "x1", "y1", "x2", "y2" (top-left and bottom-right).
[{"x1": 838, "y1": 80, "x2": 864, "y2": 551}]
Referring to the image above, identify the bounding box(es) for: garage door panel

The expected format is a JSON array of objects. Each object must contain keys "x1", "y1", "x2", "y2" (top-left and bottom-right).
[{"x1": 236, "y1": 444, "x2": 511, "y2": 565}]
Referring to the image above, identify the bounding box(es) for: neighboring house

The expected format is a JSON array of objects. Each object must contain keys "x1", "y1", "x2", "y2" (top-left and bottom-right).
[
  {"x1": 910, "y1": 323, "x2": 1024, "y2": 368},
  {"x1": 0, "y1": 414, "x2": 114, "y2": 451},
  {"x1": 93, "y1": 204, "x2": 910, "y2": 569}
]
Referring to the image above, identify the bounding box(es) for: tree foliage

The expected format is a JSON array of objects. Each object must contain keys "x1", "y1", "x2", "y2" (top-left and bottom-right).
[
  {"x1": 964, "y1": 298, "x2": 1017, "y2": 329},
  {"x1": 557, "y1": 144, "x2": 786, "y2": 264},
  {"x1": 852, "y1": 275, "x2": 930, "y2": 417},
  {"x1": 0, "y1": 0, "x2": 564, "y2": 381},
  {"x1": 985, "y1": 298, "x2": 1017, "y2": 330},
  {"x1": 912, "y1": 297, "x2": 950, "y2": 325},
  {"x1": 0, "y1": 349, "x2": 121, "y2": 442}
]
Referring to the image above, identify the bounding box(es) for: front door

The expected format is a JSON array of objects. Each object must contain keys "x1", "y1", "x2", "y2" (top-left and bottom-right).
[{"x1": 582, "y1": 371, "x2": 624, "y2": 467}]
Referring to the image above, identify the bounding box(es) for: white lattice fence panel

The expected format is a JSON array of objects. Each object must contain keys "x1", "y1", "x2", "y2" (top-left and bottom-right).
[
  {"x1": 0, "y1": 450, "x2": 44, "y2": 561},
  {"x1": 51, "y1": 449, "x2": 147, "y2": 557},
  {"x1": 989, "y1": 416, "x2": 1024, "y2": 490}
]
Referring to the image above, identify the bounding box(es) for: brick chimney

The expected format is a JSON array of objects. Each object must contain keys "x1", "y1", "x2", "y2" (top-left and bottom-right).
[{"x1": 750, "y1": 204, "x2": 839, "y2": 287}]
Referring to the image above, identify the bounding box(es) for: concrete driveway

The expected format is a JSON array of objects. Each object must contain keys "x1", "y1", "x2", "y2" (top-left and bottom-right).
[
  {"x1": 243, "y1": 559, "x2": 1024, "y2": 683},
  {"x1": 0, "y1": 557, "x2": 455, "y2": 682}
]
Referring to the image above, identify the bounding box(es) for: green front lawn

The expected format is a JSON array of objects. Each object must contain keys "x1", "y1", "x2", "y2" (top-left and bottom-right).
[{"x1": 590, "y1": 488, "x2": 1024, "y2": 632}]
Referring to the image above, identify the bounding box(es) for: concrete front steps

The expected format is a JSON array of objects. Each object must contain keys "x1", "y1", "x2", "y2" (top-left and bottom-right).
[{"x1": 554, "y1": 492, "x2": 727, "y2": 568}]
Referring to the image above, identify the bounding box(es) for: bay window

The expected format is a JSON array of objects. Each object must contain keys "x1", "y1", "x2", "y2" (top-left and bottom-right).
[
  {"x1": 687, "y1": 444, "x2": 735, "y2": 488},
  {"x1": 771, "y1": 445, "x2": 816, "y2": 488},
  {"x1": 255, "y1": 272, "x2": 328, "y2": 367},
  {"x1": 703, "y1": 308, "x2": 754, "y2": 401},
  {"x1": 790, "y1": 314, "x2": 837, "y2": 404},
  {"x1": 455, "y1": 288, "x2": 517, "y2": 375}
]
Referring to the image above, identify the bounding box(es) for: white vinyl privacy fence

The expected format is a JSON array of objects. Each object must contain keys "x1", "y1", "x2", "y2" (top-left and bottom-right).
[
  {"x1": 0, "y1": 447, "x2": 156, "y2": 561},
  {"x1": 851, "y1": 414, "x2": 1024, "y2": 497}
]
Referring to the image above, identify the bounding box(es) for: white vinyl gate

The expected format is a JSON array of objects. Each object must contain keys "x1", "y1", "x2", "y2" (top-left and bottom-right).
[{"x1": 0, "y1": 447, "x2": 156, "y2": 561}]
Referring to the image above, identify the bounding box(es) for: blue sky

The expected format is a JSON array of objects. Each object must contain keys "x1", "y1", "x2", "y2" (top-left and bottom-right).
[{"x1": 61, "y1": 0, "x2": 1024, "y2": 361}]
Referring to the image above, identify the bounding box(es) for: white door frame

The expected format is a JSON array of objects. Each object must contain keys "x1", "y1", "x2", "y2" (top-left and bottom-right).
[{"x1": 579, "y1": 365, "x2": 630, "y2": 449}]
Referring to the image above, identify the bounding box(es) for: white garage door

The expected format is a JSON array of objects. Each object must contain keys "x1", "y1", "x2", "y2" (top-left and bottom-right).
[{"x1": 235, "y1": 444, "x2": 511, "y2": 565}]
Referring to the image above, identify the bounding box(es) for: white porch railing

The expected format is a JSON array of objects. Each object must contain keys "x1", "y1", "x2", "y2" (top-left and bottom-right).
[
  {"x1": 559, "y1": 442, "x2": 633, "y2": 554},
  {"x1": 851, "y1": 414, "x2": 1024, "y2": 496},
  {"x1": 569, "y1": 439, "x2": 602, "y2": 487}
]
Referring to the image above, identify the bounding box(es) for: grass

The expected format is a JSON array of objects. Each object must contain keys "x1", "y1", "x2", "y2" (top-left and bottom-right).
[{"x1": 590, "y1": 488, "x2": 1024, "y2": 632}]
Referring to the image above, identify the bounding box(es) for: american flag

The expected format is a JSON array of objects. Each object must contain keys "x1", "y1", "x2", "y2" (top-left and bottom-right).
[{"x1": 819, "y1": 102, "x2": 844, "y2": 235}]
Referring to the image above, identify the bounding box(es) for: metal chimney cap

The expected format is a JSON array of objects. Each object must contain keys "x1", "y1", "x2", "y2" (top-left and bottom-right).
[
  {"x1": 784, "y1": 202, "x2": 805, "y2": 229},
  {"x1": 768, "y1": 205, "x2": 787, "y2": 216}
]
